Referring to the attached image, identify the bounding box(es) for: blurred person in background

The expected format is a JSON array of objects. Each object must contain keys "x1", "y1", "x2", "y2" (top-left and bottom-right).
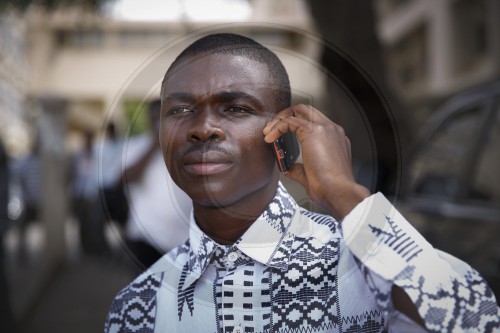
[
  {"x1": 71, "y1": 129, "x2": 109, "y2": 257},
  {"x1": 10, "y1": 139, "x2": 42, "y2": 263},
  {"x1": 99, "y1": 123, "x2": 128, "y2": 228},
  {"x1": 0, "y1": 137, "x2": 16, "y2": 332},
  {"x1": 122, "y1": 99, "x2": 191, "y2": 269}
]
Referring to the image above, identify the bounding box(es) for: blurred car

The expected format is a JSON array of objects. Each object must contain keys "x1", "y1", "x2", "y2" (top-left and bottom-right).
[{"x1": 398, "y1": 80, "x2": 500, "y2": 298}]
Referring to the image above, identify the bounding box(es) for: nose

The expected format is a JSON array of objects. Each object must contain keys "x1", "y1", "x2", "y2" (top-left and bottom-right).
[{"x1": 187, "y1": 111, "x2": 226, "y2": 142}]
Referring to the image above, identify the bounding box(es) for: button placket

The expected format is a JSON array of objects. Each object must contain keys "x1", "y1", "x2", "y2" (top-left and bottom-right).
[{"x1": 227, "y1": 252, "x2": 238, "y2": 263}]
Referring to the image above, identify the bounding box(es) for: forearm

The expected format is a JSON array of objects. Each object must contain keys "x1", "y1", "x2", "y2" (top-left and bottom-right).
[
  {"x1": 320, "y1": 180, "x2": 370, "y2": 221},
  {"x1": 326, "y1": 184, "x2": 426, "y2": 327},
  {"x1": 341, "y1": 193, "x2": 499, "y2": 331}
]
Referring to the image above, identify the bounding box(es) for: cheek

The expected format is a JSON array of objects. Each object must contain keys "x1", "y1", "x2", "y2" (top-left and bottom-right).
[
  {"x1": 241, "y1": 132, "x2": 275, "y2": 167},
  {"x1": 244, "y1": 121, "x2": 274, "y2": 159}
]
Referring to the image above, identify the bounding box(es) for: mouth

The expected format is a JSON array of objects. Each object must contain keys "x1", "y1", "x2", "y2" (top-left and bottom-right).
[
  {"x1": 183, "y1": 150, "x2": 234, "y2": 176},
  {"x1": 184, "y1": 162, "x2": 233, "y2": 175}
]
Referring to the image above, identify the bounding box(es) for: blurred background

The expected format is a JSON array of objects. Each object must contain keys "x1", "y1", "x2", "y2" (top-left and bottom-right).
[{"x1": 0, "y1": 0, "x2": 499, "y2": 332}]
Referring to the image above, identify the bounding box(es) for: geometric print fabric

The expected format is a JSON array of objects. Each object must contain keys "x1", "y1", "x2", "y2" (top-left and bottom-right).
[
  {"x1": 104, "y1": 273, "x2": 160, "y2": 333},
  {"x1": 105, "y1": 185, "x2": 499, "y2": 333},
  {"x1": 211, "y1": 247, "x2": 271, "y2": 333},
  {"x1": 271, "y1": 238, "x2": 340, "y2": 332}
]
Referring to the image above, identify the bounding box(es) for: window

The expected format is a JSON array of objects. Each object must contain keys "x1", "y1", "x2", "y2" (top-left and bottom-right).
[
  {"x1": 451, "y1": 0, "x2": 489, "y2": 73},
  {"x1": 57, "y1": 29, "x2": 104, "y2": 48},
  {"x1": 388, "y1": 25, "x2": 427, "y2": 88}
]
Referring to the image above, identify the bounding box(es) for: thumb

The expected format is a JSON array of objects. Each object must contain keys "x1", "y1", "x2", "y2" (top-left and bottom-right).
[{"x1": 284, "y1": 163, "x2": 307, "y2": 188}]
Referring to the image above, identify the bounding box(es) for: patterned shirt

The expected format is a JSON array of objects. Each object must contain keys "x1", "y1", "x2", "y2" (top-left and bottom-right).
[{"x1": 105, "y1": 183, "x2": 499, "y2": 332}]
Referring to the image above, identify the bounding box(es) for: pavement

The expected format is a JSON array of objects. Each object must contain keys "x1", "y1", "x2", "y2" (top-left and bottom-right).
[
  {"x1": 19, "y1": 258, "x2": 133, "y2": 333},
  {"x1": 3, "y1": 219, "x2": 140, "y2": 333}
]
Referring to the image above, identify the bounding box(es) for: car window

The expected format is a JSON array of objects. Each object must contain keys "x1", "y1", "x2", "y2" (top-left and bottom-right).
[
  {"x1": 470, "y1": 102, "x2": 500, "y2": 205},
  {"x1": 409, "y1": 103, "x2": 489, "y2": 196}
]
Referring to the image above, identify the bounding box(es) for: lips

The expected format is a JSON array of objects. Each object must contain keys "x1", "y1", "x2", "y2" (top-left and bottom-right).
[{"x1": 182, "y1": 150, "x2": 234, "y2": 176}]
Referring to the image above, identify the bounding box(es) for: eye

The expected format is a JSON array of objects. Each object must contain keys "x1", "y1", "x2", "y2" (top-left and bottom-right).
[
  {"x1": 225, "y1": 106, "x2": 250, "y2": 114},
  {"x1": 168, "y1": 106, "x2": 193, "y2": 114}
]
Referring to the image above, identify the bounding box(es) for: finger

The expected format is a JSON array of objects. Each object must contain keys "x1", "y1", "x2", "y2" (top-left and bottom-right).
[
  {"x1": 291, "y1": 104, "x2": 331, "y2": 123},
  {"x1": 284, "y1": 163, "x2": 307, "y2": 188},
  {"x1": 263, "y1": 105, "x2": 328, "y2": 134},
  {"x1": 263, "y1": 110, "x2": 294, "y2": 135},
  {"x1": 263, "y1": 116, "x2": 312, "y2": 143}
]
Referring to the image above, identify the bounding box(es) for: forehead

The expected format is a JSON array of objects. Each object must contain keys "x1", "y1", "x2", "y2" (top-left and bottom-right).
[{"x1": 162, "y1": 53, "x2": 272, "y2": 98}]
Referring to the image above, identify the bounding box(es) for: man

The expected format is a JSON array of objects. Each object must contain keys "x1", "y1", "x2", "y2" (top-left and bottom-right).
[
  {"x1": 106, "y1": 33, "x2": 499, "y2": 332},
  {"x1": 122, "y1": 100, "x2": 192, "y2": 268},
  {"x1": 99, "y1": 123, "x2": 129, "y2": 227},
  {"x1": 71, "y1": 129, "x2": 110, "y2": 257}
]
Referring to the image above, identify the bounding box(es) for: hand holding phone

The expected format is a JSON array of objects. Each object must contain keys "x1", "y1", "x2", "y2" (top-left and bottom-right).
[
  {"x1": 264, "y1": 104, "x2": 369, "y2": 220},
  {"x1": 273, "y1": 132, "x2": 300, "y2": 173}
]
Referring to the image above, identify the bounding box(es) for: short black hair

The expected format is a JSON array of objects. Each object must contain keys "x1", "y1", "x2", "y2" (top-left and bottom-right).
[{"x1": 162, "y1": 33, "x2": 291, "y2": 111}]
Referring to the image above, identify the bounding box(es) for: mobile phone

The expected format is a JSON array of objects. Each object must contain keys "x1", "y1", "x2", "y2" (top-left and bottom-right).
[{"x1": 273, "y1": 132, "x2": 300, "y2": 173}]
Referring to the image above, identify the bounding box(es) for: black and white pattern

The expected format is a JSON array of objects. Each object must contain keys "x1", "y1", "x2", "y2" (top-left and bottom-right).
[
  {"x1": 261, "y1": 183, "x2": 296, "y2": 233},
  {"x1": 105, "y1": 187, "x2": 500, "y2": 332},
  {"x1": 343, "y1": 193, "x2": 500, "y2": 333},
  {"x1": 189, "y1": 233, "x2": 217, "y2": 273},
  {"x1": 105, "y1": 273, "x2": 161, "y2": 333},
  {"x1": 343, "y1": 312, "x2": 385, "y2": 333},
  {"x1": 212, "y1": 246, "x2": 269, "y2": 333},
  {"x1": 271, "y1": 238, "x2": 340, "y2": 331},
  {"x1": 177, "y1": 262, "x2": 196, "y2": 320},
  {"x1": 394, "y1": 262, "x2": 499, "y2": 332},
  {"x1": 267, "y1": 235, "x2": 294, "y2": 271},
  {"x1": 354, "y1": 257, "x2": 393, "y2": 312},
  {"x1": 368, "y1": 215, "x2": 423, "y2": 262},
  {"x1": 300, "y1": 210, "x2": 337, "y2": 230}
]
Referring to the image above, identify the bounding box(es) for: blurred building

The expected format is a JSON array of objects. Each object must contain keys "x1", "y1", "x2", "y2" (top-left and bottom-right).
[
  {"x1": 5, "y1": 1, "x2": 321, "y2": 321},
  {"x1": 0, "y1": 14, "x2": 30, "y2": 156},
  {"x1": 25, "y1": 0, "x2": 321, "y2": 145},
  {"x1": 23, "y1": 0, "x2": 323, "y2": 234},
  {"x1": 375, "y1": 0, "x2": 500, "y2": 123}
]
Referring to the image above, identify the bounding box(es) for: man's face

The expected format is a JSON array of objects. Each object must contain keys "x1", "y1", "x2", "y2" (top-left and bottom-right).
[{"x1": 161, "y1": 53, "x2": 279, "y2": 208}]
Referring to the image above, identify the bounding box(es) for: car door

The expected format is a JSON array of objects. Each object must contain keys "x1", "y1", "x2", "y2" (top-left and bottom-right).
[{"x1": 399, "y1": 83, "x2": 500, "y2": 297}]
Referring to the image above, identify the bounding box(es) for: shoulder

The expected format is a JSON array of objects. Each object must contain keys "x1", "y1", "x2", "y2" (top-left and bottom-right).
[
  {"x1": 299, "y1": 208, "x2": 338, "y2": 227},
  {"x1": 285, "y1": 207, "x2": 344, "y2": 262},
  {"x1": 105, "y1": 242, "x2": 191, "y2": 332},
  {"x1": 105, "y1": 270, "x2": 162, "y2": 333},
  {"x1": 296, "y1": 207, "x2": 341, "y2": 239}
]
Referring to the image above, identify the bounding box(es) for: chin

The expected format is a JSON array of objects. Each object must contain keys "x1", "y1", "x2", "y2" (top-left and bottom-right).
[
  {"x1": 183, "y1": 183, "x2": 232, "y2": 206},
  {"x1": 191, "y1": 195, "x2": 240, "y2": 211}
]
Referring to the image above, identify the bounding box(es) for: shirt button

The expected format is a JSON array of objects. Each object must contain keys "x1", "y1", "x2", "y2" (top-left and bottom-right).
[
  {"x1": 227, "y1": 252, "x2": 238, "y2": 262},
  {"x1": 233, "y1": 326, "x2": 243, "y2": 333}
]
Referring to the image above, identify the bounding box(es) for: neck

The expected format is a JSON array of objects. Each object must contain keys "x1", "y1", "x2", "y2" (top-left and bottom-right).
[{"x1": 193, "y1": 179, "x2": 279, "y2": 244}]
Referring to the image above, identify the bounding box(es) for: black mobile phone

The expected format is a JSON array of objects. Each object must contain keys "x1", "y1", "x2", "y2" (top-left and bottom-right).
[{"x1": 273, "y1": 132, "x2": 300, "y2": 173}]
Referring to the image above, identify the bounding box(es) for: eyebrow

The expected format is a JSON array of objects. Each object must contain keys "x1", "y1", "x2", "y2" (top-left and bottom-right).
[
  {"x1": 212, "y1": 91, "x2": 260, "y2": 104},
  {"x1": 164, "y1": 90, "x2": 262, "y2": 107}
]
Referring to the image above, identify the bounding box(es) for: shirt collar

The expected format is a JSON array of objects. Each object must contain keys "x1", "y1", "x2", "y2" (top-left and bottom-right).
[
  {"x1": 237, "y1": 182, "x2": 300, "y2": 270},
  {"x1": 180, "y1": 182, "x2": 315, "y2": 290}
]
